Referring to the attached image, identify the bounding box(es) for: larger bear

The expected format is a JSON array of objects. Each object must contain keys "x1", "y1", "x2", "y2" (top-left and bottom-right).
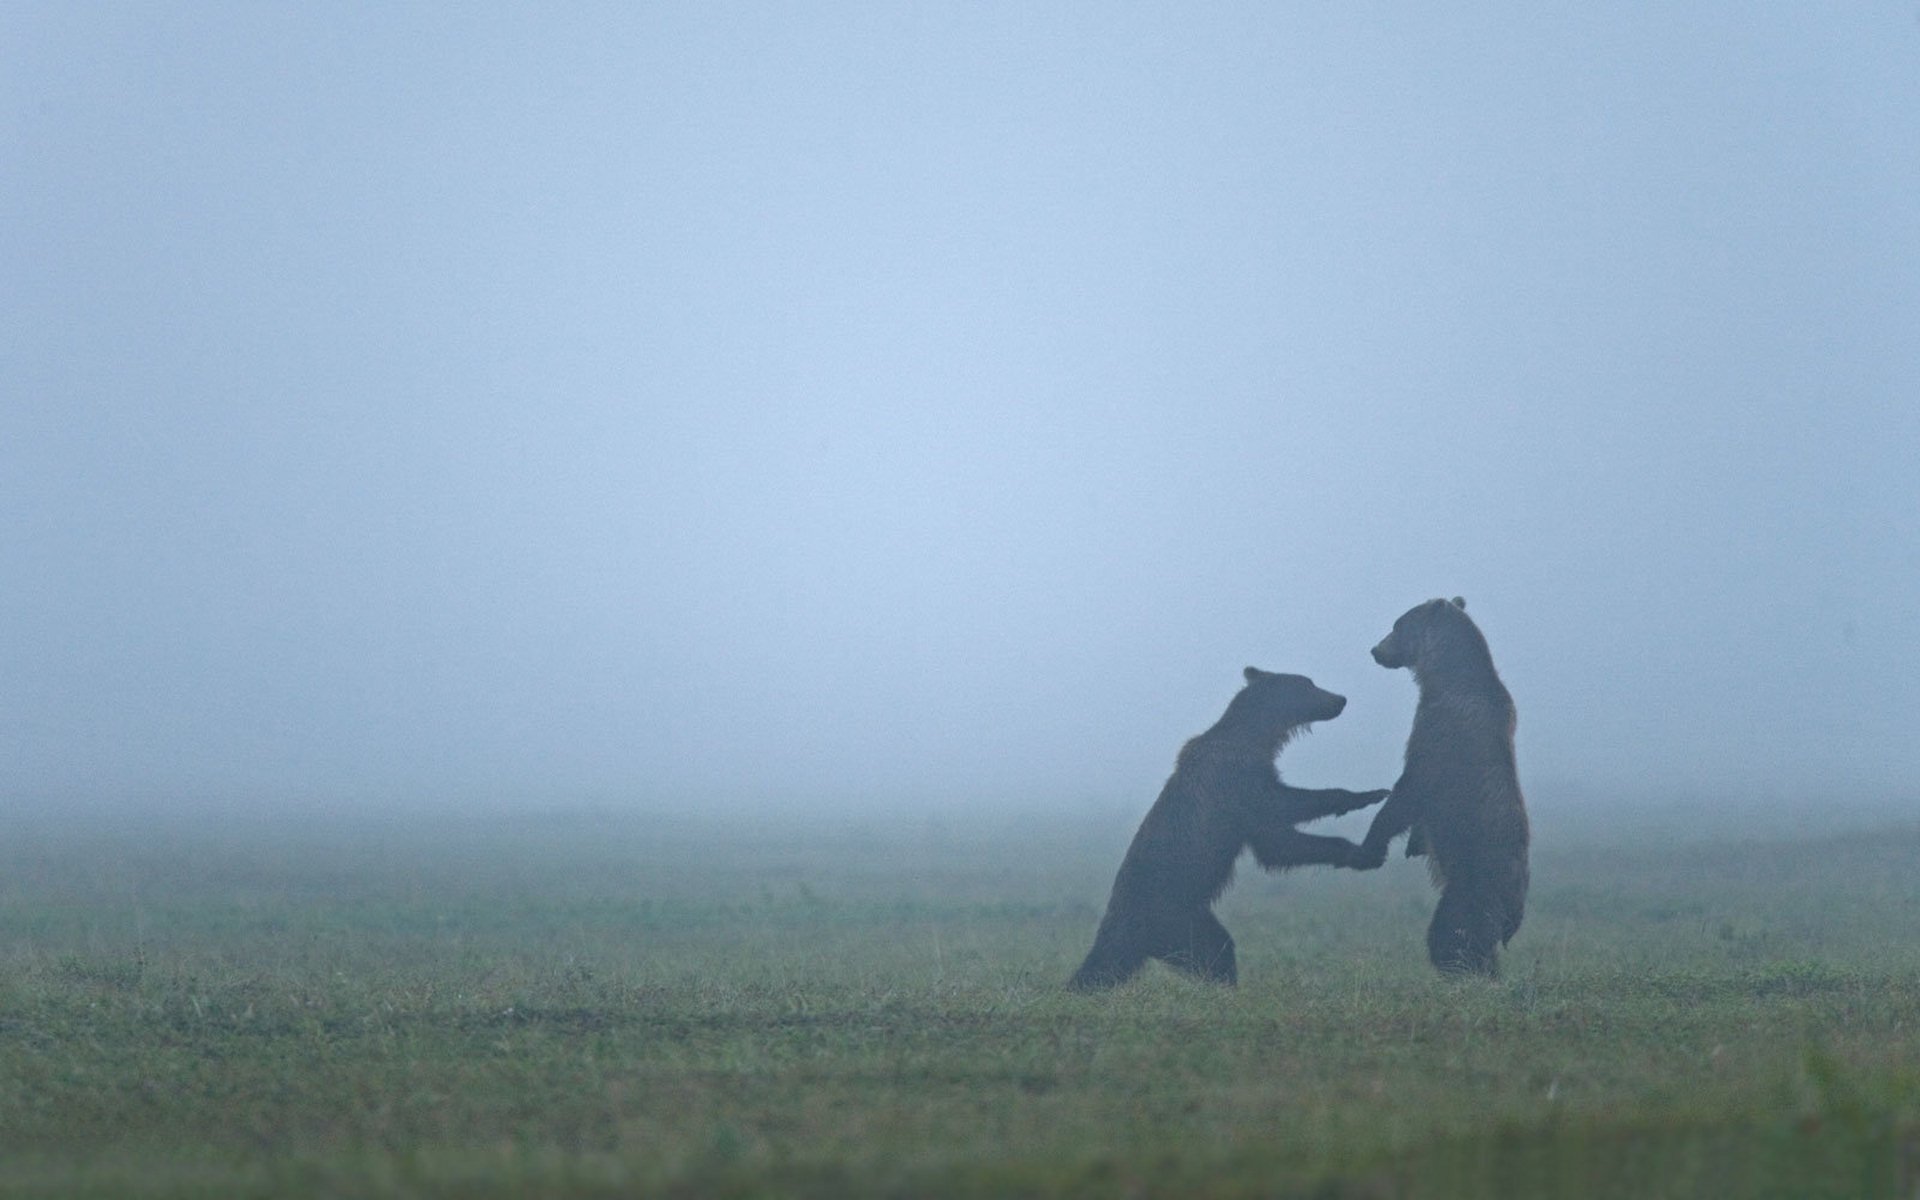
[
  {"x1": 1069, "y1": 668, "x2": 1389, "y2": 990},
  {"x1": 1356, "y1": 598, "x2": 1530, "y2": 977}
]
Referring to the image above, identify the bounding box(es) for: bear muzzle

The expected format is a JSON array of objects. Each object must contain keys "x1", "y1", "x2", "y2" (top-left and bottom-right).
[{"x1": 1302, "y1": 689, "x2": 1347, "y2": 722}]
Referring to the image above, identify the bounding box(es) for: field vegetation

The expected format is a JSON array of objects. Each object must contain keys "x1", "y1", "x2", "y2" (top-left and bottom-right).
[{"x1": 3, "y1": 799, "x2": 1919, "y2": 1197}]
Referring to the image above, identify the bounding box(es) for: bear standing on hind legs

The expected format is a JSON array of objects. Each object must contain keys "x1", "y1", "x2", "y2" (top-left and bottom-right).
[
  {"x1": 1068, "y1": 668, "x2": 1390, "y2": 991},
  {"x1": 1354, "y1": 598, "x2": 1530, "y2": 977}
]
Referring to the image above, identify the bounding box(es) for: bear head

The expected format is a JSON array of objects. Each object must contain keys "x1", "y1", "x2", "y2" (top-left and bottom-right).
[
  {"x1": 1236, "y1": 666, "x2": 1348, "y2": 726},
  {"x1": 1370, "y1": 597, "x2": 1470, "y2": 670}
]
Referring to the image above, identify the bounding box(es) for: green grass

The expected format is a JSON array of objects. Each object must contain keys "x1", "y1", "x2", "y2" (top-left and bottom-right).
[{"x1": 4, "y1": 801, "x2": 1920, "y2": 1197}]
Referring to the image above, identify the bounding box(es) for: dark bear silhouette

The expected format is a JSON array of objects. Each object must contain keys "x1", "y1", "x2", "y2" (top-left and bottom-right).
[
  {"x1": 1355, "y1": 598, "x2": 1529, "y2": 977},
  {"x1": 1068, "y1": 668, "x2": 1390, "y2": 991}
]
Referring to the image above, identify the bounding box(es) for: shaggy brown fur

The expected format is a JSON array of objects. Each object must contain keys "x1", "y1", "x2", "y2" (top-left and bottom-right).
[
  {"x1": 1355, "y1": 598, "x2": 1530, "y2": 976},
  {"x1": 1068, "y1": 668, "x2": 1389, "y2": 991}
]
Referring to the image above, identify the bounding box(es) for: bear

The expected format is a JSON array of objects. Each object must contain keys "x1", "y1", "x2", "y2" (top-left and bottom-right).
[
  {"x1": 1068, "y1": 668, "x2": 1391, "y2": 990},
  {"x1": 1353, "y1": 597, "x2": 1530, "y2": 977}
]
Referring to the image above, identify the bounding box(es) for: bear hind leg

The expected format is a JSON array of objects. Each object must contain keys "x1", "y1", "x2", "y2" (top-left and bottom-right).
[
  {"x1": 1426, "y1": 884, "x2": 1502, "y2": 978},
  {"x1": 1154, "y1": 907, "x2": 1237, "y2": 986},
  {"x1": 1068, "y1": 922, "x2": 1148, "y2": 991}
]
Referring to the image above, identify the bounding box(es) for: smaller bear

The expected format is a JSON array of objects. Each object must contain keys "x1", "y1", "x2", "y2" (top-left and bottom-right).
[
  {"x1": 1068, "y1": 668, "x2": 1390, "y2": 991},
  {"x1": 1354, "y1": 598, "x2": 1530, "y2": 977}
]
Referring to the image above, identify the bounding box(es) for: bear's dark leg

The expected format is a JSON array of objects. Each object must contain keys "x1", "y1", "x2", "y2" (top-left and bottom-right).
[
  {"x1": 1277, "y1": 785, "x2": 1391, "y2": 822},
  {"x1": 1155, "y1": 907, "x2": 1237, "y2": 985},
  {"x1": 1068, "y1": 919, "x2": 1147, "y2": 991},
  {"x1": 1494, "y1": 859, "x2": 1528, "y2": 945},
  {"x1": 1247, "y1": 825, "x2": 1368, "y2": 871},
  {"x1": 1356, "y1": 788, "x2": 1420, "y2": 866},
  {"x1": 1426, "y1": 883, "x2": 1502, "y2": 978}
]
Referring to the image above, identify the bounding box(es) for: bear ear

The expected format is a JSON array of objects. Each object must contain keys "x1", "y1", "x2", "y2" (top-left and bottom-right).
[
  {"x1": 1450, "y1": 596, "x2": 1467, "y2": 610},
  {"x1": 1243, "y1": 666, "x2": 1265, "y2": 682}
]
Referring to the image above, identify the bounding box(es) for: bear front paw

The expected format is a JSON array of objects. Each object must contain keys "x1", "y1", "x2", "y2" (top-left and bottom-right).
[
  {"x1": 1346, "y1": 841, "x2": 1388, "y2": 870},
  {"x1": 1345, "y1": 788, "x2": 1392, "y2": 813}
]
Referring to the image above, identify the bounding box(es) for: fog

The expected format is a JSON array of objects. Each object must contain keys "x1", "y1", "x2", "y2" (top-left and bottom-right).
[{"x1": 5, "y1": 5, "x2": 1917, "y2": 819}]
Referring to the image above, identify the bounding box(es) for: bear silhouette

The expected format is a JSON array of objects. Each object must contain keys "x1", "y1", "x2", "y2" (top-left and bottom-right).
[
  {"x1": 1355, "y1": 598, "x2": 1529, "y2": 977},
  {"x1": 1069, "y1": 668, "x2": 1389, "y2": 990}
]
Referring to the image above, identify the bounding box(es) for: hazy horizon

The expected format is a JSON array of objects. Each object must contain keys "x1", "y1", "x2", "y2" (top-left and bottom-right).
[{"x1": 6, "y1": 5, "x2": 1918, "y2": 817}]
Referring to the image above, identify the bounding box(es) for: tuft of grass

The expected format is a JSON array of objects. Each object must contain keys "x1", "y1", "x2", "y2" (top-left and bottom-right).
[{"x1": 2, "y1": 803, "x2": 1920, "y2": 1196}]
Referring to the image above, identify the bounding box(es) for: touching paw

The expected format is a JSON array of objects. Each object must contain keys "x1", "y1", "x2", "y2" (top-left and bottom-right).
[
  {"x1": 1342, "y1": 788, "x2": 1392, "y2": 814},
  {"x1": 1346, "y1": 840, "x2": 1389, "y2": 870}
]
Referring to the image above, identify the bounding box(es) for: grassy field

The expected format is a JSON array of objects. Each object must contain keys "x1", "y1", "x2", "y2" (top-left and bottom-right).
[{"x1": 3, "y1": 799, "x2": 1920, "y2": 1198}]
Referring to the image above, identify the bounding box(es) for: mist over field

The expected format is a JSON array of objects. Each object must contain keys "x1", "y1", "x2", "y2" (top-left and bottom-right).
[{"x1": 5, "y1": 5, "x2": 1918, "y2": 822}]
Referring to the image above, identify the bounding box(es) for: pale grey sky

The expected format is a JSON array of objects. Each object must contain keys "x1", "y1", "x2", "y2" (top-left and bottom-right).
[{"x1": 5, "y1": 5, "x2": 1918, "y2": 812}]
